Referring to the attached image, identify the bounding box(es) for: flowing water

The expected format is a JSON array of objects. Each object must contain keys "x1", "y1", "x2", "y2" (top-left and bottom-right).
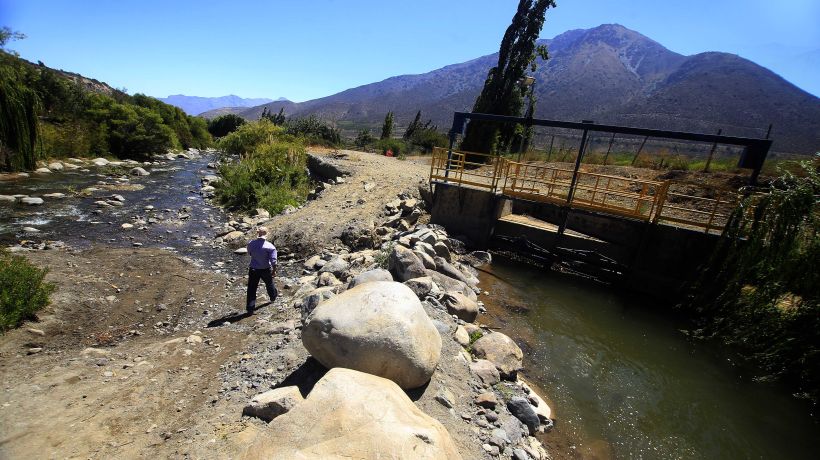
[
  {"x1": 479, "y1": 256, "x2": 818, "y2": 460},
  {"x1": 0, "y1": 155, "x2": 245, "y2": 276}
]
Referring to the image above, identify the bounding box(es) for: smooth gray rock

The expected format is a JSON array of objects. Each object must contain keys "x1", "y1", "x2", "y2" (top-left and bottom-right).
[
  {"x1": 470, "y1": 359, "x2": 501, "y2": 385},
  {"x1": 348, "y1": 268, "x2": 393, "y2": 288},
  {"x1": 318, "y1": 257, "x2": 349, "y2": 279},
  {"x1": 20, "y1": 197, "x2": 44, "y2": 205},
  {"x1": 404, "y1": 276, "x2": 433, "y2": 298},
  {"x1": 443, "y1": 291, "x2": 479, "y2": 322},
  {"x1": 507, "y1": 397, "x2": 540, "y2": 435},
  {"x1": 302, "y1": 281, "x2": 441, "y2": 389},
  {"x1": 388, "y1": 244, "x2": 427, "y2": 282},
  {"x1": 472, "y1": 331, "x2": 524, "y2": 379}
]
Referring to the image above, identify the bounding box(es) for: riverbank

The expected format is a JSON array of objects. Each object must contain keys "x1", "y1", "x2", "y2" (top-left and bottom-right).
[{"x1": 0, "y1": 149, "x2": 556, "y2": 459}]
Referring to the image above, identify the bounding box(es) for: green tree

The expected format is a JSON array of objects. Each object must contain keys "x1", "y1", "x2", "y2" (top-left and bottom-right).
[
  {"x1": 403, "y1": 110, "x2": 422, "y2": 140},
  {"x1": 460, "y1": 0, "x2": 554, "y2": 154},
  {"x1": 208, "y1": 114, "x2": 246, "y2": 137},
  {"x1": 355, "y1": 129, "x2": 375, "y2": 148},
  {"x1": 380, "y1": 111, "x2": 394, "y2": 140},
  {"x1": 0, "y1": 29, "x2": 40, "y2": 171}
]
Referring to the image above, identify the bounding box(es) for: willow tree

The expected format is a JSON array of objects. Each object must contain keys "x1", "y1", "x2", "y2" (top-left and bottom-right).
[
  {"x1": 460, "y1": 0, "x2": 555, "y2": 154},
  {"x1": 686, "y1": 159, "x2": 820, "y2": 403},
  {"x1": 0, "y1": 28, "x2": 39, "y2": 171}
]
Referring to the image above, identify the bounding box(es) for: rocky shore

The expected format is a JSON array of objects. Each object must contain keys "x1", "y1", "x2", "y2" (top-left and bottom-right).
[{"x1": 0, "y1": 149, "x2": 555, "y2": 459}]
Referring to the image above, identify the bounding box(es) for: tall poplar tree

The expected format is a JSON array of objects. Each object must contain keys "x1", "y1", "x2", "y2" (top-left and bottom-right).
[
  {"x1": 380, "y1": 111, "x2": 394, "y2": 140},
  {"x1": 460, "y1": 0, "x2": 555, "y2": 154}
]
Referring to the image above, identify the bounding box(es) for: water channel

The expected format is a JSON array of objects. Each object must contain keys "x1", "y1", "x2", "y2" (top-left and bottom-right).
[{"x1": 479, "y1": 256, "x2": 818, "y2": 459}]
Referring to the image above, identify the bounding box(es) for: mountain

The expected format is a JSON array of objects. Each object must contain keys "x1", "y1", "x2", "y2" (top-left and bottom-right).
[
  {"x1": 210, "y1": 24, "x2": 820, "y2": 154},
  {"x1": 158, "y1": 95, "x2": 286, "y2": 116}
]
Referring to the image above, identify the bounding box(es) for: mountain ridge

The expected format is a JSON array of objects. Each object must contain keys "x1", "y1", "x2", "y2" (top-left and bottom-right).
[
  {"x1": 205, "y1": 24, "x2": 819, "y2": 153},
  {"x1": 158, "y1": 94, "x2": 287, "y2": 116}
]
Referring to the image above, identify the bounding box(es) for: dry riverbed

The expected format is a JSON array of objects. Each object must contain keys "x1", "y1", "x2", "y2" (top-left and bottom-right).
[{"x1": 1, "y1": 150, "x2": 555, "y2": 459}]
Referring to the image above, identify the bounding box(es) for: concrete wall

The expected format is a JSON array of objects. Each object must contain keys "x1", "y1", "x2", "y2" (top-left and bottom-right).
[
  {"x1": 430, "y1": 183, "x2": 509, "y2": 246},
  {"x1": 430, "y1": 184, "x2": 721, "y2": 299}
]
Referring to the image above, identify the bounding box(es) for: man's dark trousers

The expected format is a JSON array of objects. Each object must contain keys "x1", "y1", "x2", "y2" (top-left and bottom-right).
[{"x1": 247, "y1": 267, "x2": 277, "y2": 311}]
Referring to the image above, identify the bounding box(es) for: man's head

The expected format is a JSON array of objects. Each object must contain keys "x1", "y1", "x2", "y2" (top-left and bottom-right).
[{"x1": 256, "y1": 226, "x2": 268, "y2": 238}]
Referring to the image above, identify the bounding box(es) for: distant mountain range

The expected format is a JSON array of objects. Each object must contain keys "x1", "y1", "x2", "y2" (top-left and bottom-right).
[
  {"x1": 202, "y1": 24, "x2": 820, "y2": 154},
  {"x1": 159, "y1": 95, "x2": 288, "y2": 116}
]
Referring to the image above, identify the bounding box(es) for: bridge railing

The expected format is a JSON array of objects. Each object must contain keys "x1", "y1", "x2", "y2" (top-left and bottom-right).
[
  {"x1": 653, "y1": 185, "x2": 738, "y2": 233},
  {"x1": 429, "y1": 149, "x2": 739, "y2": 233},
  {"x1": 430, "y1": 147, "x2": 501, "y2": 191},
  {"x1": 501, "y1": 160, "x2": 665, "y2": 221}
]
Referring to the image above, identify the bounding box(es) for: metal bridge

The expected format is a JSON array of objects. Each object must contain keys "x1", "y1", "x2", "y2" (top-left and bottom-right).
[{"x1": 430, "y1": 112, "x2": 773, "y2": 234}]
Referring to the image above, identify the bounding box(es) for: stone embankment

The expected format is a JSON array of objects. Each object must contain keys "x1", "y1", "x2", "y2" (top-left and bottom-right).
[{"x1": 235, "y1": 187, "x2": 554, "y2": 459}]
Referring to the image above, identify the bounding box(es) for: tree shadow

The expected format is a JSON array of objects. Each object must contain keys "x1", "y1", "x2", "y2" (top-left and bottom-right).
[{"x1": 275, "y1": 357, "x2": 329, "y2": 397}]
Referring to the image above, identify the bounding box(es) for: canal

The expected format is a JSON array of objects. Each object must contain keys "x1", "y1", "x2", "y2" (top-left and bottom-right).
[{"x1": 479, "y1": 255, "x2": 818, "y2": 459}]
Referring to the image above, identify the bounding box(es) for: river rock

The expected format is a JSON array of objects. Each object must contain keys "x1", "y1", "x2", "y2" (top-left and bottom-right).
[
  {"x1": 223, "y1": 231, "x2": 245, "y2": 243},
  {"x1": 472, "y1": 332, "x2": 523, "y2": 379},
  {"x1": 388, "y1": 244, "x2": 427, "y2": 282},
  {"x1": 35, "y1": 168, "x2": 51, "y2": 174},
  {"x1": 302, "y1": 281, "x2": 441, "y2": 389},
  {"x1": 348, "y1": 268, "x2": 393, "y2": 288},
  {"x1": 318, "y1": 256, "x2": 349, "y2": 279},
  {"x1": 453, "y1": 325, "x2": 470, "y2": 347},
  {"x1": 507, "y1": 397, "x2": 540, "y2": 435},
  {"x1": 470, "y1": 359, "x2": 501, "y2": 385},
  {"x1": 426, "y1": 270, "x2": 477, "y2": 302},
  {"x1": 22, "y1": 227, "x2": 40, "y2": 233},
  {"x1": 130, "y1": 167, "x2": 150, "y2": 176},
  {"x1": 443, "y1": 291, "x2": 479, "y2": 322},
  {"x1": 434, "y1": 256, "x2": 473, "y2": 286},
  {"x1": 414, "y1": 249, "x2": 437, "y2": 269},
  {"x1": 404, "y1": 276, "x2": 433, "y2": 298},
  {"x1": 42, "y1": 193, "x2": 65, "y2": 199},
  {"x1": 47, "y1": 162, "x2": 63, "y2": 171},
  {"x1": 433, "y1": 241, "x2": 451, "y2": 262},
  {"x1": 0, "y1": 195, "x2": 15, "y2": 202},
  {"x1": 92, "y1": 158, "x2": 109, "y2": 166},
  {"x1": 121, "y1": 223, "x2": 134, "y2": 230},
  {"x1": 20, "y1": 197, "x2": 44, "y2": 205},
  {"x1": 242, "y1": 386, "x2": 304, "y2": 422},
  {"x1": 317, "y1": 271, "x2": 342, "y2": 287},
  {"x1": 475, "y1": 392, "x2": 498, "y2": 409},
  {"x1": 241, "y1": 368, "x2": 462, "y2": 460}
]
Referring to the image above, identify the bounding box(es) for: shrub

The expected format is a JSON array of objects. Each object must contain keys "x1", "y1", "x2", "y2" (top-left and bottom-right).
[
  {"x1": 0, "y1": 250, "x2": 54, "y2": 331},
  {"x1": 355, "y1": 129, "x2": 375, "y2": 148},
  {"x1": 285, "y1": 115, "x2": 341, "y2": 146},
  {"x1": 375, "y1": 138, "x2": 407, "y2": 156},
  {"x1": 215, "y1": 121, "x2": 310, "y2": 214}
]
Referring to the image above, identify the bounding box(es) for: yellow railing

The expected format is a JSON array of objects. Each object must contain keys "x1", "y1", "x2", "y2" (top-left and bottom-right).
[
  {"x1": 654, "y1": 185, "x2": 737, "y2": 233},
  {"x1": 428, "y1": 150, "x2": 736, "y2": 233},
  {"x1": 430, "y1": 147, "x2": 501, "y2": 191},
  {"x1": 502, "y1": 160, "x2": 665, "y2": 221}
]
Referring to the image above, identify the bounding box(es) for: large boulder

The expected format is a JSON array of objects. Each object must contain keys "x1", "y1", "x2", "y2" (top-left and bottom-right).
[
  {"x1": 318, "y1": 256, "x2": 349, "y2": 279},
  {"x1": 302, "y1": 281, "x2": 441, "y2": 389},
  {"x1": 388, "y1": 244, "x2": 427, "y2": 282},
  {"x1": 241, "y1": 368, "x2": 462, "y2": 460},
  {"x1": 348, "y1": 268, "x2": 393, "y2": 288},
  {"x1": 471, "y1": 331, "x2": 523, "y2": 379},
  {"x1": 443, "y1": 291, "x2": 479, "y2": 322}
]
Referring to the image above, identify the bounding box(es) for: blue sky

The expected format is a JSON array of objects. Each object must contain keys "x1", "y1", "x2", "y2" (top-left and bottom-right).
[{"x1": 2, "y1": 0, "x2": 818, "y2": 100}]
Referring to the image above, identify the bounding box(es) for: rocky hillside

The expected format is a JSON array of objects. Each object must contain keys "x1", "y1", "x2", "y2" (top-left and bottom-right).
[
  {"x1": 212, "y1": 24, "x2": 820, "y2": 154},
  {"x1": 160, "y1": 94, "x2": 286, "y2": 116}
]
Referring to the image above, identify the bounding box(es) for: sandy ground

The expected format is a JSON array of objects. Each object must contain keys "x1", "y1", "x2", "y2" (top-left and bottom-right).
[{"x1": 0, "y1": 151, "x2": 497, "y2": 459}]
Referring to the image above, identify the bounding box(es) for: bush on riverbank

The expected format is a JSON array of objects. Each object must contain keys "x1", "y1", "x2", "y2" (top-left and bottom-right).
[
  {"x1": 686, "y1": 157, "x2": 819, "y2": 403},
  {"x1": 215, "y1": 120, "x2": 310, "y2": 214},
  {"x1": 0, "y1": 250, "x2": 54, "y2": 331}
]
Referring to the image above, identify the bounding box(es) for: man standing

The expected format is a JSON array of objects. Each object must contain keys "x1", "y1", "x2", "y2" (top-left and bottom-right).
[{"x1": 246, "y1": 226, "x2": 278, "y2": 313}]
